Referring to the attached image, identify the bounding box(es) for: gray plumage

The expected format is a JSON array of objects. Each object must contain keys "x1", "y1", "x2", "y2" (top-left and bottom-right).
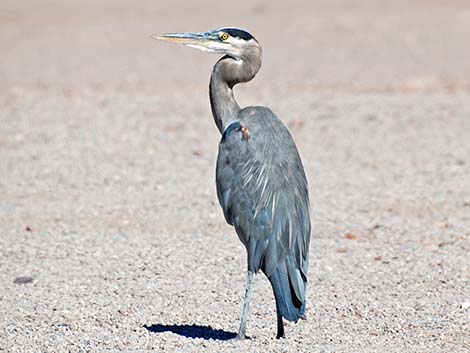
[
  {"x1": 155, "y1": 27, "x2": 311, "y2": 339},
  {"x1": 217, "y1": 108, "x2": 310, "y2": 319}
]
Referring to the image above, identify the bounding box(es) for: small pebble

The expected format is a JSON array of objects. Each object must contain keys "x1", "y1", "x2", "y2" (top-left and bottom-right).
[
  {"x1": 13, "y1": 276, "x2": 34, "y2": 284},
  {"x1": 343, "y1": 233, "x2": 358, "y2": 240}
]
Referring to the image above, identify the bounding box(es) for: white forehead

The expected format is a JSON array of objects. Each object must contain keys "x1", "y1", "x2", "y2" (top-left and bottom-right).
[{"x1": 216, "y1": 33, "x2": 253, "y2": 48}]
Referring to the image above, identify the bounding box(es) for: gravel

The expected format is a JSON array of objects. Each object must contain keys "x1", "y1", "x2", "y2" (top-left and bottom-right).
[{"x1": 1, "y1": 1, "x2": 469, "y2": 352}]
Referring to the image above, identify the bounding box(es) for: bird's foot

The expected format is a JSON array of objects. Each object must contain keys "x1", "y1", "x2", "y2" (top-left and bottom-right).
[
  {"x1": 275, "y1": 332, "x2": 286, "y2": 339},
  {"x1": 234, "y1": 333, "x2": 250, "y2": 341}
]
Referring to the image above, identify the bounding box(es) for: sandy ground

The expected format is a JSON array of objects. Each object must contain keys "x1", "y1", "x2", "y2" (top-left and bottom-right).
[{"x1": 1, "y1": 1, "x2": 469, "y2": 352}]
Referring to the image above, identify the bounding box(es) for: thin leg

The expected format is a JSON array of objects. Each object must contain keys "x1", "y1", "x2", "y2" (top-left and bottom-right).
[
  {"x1": 238, "y1": 271, "x2": 254, "y2": 339},
  {"x1": 276, "y1": 302, "x2": 285, "y2": 339}
]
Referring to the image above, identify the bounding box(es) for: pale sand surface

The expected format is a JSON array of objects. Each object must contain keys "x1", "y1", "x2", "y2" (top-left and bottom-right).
[{"x1": 1, "y1": 1, "x2": 469, "y2": 351}]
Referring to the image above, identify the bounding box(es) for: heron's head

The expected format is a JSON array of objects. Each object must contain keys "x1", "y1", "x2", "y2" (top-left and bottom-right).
[{"x1": 153, "y1": 27, "x2": 260, "y2": 61}]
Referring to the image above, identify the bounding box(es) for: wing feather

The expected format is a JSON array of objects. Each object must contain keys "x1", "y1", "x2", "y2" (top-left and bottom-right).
[{"x1": 216, "y1": 107, "x2": 310, "y2": 280}]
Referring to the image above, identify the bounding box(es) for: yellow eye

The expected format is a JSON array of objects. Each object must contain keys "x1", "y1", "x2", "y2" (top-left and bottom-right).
[{"x1": 220, "y1": 33, "x2": 229, "y2": 41}]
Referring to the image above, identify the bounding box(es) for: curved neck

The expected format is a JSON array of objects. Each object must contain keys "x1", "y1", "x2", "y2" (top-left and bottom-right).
[
  {"x1": 209, "y1": 59, "x2": 240, "y2": 134},
  {"x1": 209, "y1": 50, "x2": 262, "y2": 134}
]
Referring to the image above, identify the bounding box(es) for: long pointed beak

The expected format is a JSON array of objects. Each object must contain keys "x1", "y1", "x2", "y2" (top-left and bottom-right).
[
  {"x1": 151, "y1": 30, "x2": 229, "y2": 54},
  {"x1": 151, "y1": 31, "x2": 211, "y2": 45}
]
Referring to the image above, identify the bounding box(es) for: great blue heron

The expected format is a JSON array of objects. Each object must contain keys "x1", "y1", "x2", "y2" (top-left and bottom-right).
[{"x1": 154, "y1": 27, "x2": 311, "y2": 339}]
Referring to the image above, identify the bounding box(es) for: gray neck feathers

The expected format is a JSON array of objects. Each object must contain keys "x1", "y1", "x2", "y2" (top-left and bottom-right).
[{"x1": 209, "y1": 45, "x2": 262, "y2": 134}]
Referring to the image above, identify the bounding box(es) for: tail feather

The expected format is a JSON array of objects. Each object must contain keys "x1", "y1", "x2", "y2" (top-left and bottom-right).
[{"x1": 268, "y1": 259, "x2": 306, "y2": 322}]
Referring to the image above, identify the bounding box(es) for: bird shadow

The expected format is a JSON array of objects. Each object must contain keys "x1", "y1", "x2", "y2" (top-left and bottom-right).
[{"x1": 144, "y1": 323, "x2": 237, "y2": 341}]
